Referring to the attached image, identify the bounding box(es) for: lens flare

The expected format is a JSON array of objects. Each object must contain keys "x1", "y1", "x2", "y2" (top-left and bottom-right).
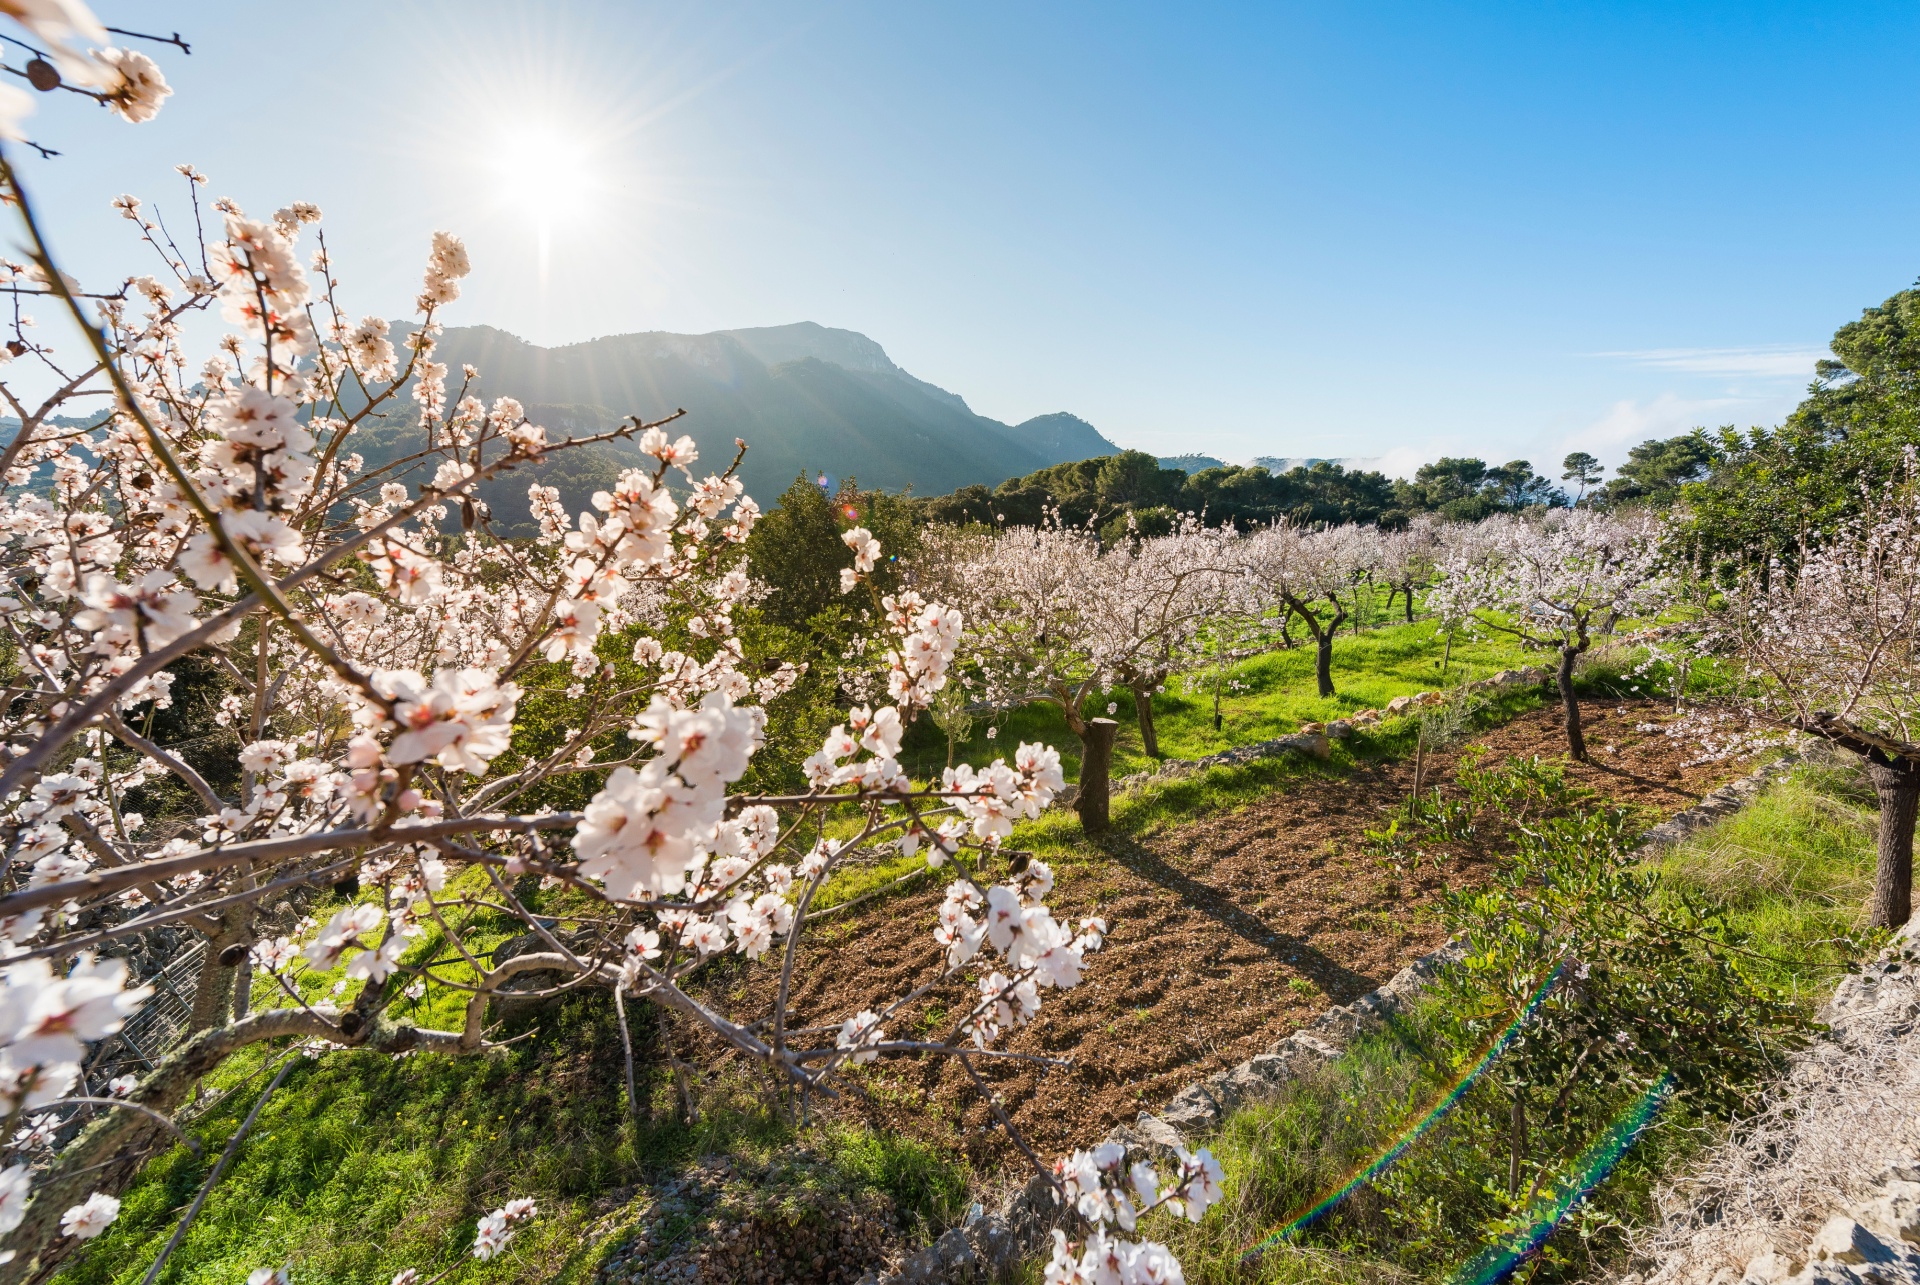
[
  {"x1": 1446, "y1": 1073, "x2": 1675, "y2": 1285},
  {"x1": 1241, "y1": 961, "x2": 1569, "y2": 1262}
]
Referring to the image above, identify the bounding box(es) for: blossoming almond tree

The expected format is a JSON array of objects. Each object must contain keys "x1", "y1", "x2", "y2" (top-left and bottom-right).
[
  {"x1": 1428, "y1": 510, "x2": 1672, "y2": 761},
  {"x1": 1237, "y1": 521, "x2": 1381, "y2": 699},
  {"x1": 1099, "y1": 519, "x2": 1238, "y2": 759},
  {"x1": 0, "y1": 14, "x2": 1223, "y2": 1278},
  {"x1": 920, "y1": 518, "x2": 1234, "y2": 830},
  {"x1": 1727, "y1": 471, "x2": 1920, "y2": 927}
]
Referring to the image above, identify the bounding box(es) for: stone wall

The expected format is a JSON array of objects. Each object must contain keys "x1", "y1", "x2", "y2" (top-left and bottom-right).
[{"x1": 1628, "y1": 915, "x2": 1920, "y2": 1285}]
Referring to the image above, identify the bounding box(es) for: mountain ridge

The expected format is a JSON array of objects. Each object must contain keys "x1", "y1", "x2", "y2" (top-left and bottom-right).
[{"x1": 371, "y1": 321, "x2": 1119, "y2": 528}]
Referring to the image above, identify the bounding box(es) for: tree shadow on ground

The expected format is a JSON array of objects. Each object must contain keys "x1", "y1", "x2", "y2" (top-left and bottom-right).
[{"x1": 1099, "y1": 833, "x2": 1384, "y2": 1003}]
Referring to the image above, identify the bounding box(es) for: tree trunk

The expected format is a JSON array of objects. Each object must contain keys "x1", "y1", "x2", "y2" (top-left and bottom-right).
[
  {"x1": 232, "y1": 961, "x2": 252, "y2": 1022},
  {"x1": 1403, "y1": 582, "x2": 1414, "y2": 623},
  {"x1": 1865, "y1": 756, "x2": 1918, "y2": 927},
  {"x1": 1076, "y1": 718, "x2": 1120, "y2": 836},
  {"x1": 1557, "y1": 645, "x2": 1586, "y2": 762},
  {"x1": 187, "y1": 935, "x2": 236, "y2": 1034},
  {"x1": 1131, "y1": 683, "x2": 1160, "y2": 758}
]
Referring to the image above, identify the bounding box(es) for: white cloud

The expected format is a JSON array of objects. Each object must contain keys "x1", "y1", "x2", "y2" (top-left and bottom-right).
[
  {"x1": 1554, "y1": 389, "x2": 1806, "y2": 471},
  {"x1": 1590, "y1": 345, "x2": 1828, "y2": 380},
  {"x1": 1368, "y1": 446, "x2": 1430, "y2": 480}
]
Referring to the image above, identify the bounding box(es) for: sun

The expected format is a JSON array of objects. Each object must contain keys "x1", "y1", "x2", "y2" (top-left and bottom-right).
[{"x1": 492, "y1": 123, "x2": 597, "y2": 232}]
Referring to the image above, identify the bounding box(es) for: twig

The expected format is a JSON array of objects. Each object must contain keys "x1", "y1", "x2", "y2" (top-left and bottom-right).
[
  {"x1": 139, "y1": 1055, "x2": 297, "y2": 1285},
  {"x1": 614, "y1": 984, "x2": 642, "y2": 1131}
]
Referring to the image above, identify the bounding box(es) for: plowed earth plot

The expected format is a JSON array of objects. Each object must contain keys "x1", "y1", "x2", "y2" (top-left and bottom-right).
[{"x1": 693, "y1": 701, "x2": 1754, "y2": 1173}]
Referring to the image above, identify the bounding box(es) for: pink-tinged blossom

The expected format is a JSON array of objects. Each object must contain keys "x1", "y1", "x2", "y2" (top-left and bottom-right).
[
  {"x1": 471, "y1": 1212, "x2": 511, "y2": 1259},
  {"x1": 1175, "y1": 1148, "x2": 1225, "y2": 1221},
  {"x1": 72, "y1": 571, "x2": 198, "y2": 652},
  {"x1": 366, "y1": 539, "x2": 441, "y2": 604},
  {"x1": 344, "y1": 935, "x2": 405, "y2": 983},
  {"x1": 629, "y1": 691, "x2": 763, "y2": 791},
  {"x1": 301, "y1": 903, "x2": 382, "y2": 970},
  {"x1": 573, "y1": 762, "x2": 719, "y2": 900},
  {"x1": 376, "y1": 667, "x2": 519, "y2": 774},
  {"x1": 0, "y1": 1162, "x2": 30, "y2": 1235},
  {"x1": 177, "y1": 531, "x2": 236, "y2": 592},
  {"x1": 837, "y1": 1009, "x2": 884, "y2": 1064},
  {"x1": 58, "y1": 1191, "x2": 119, "y2": 1239},
  {"x1": 223, "y1": 509, "x2": 305, "y2": 567},
  {"x1": 94, "y1": 47, "x2": 169, "y2": 122}
]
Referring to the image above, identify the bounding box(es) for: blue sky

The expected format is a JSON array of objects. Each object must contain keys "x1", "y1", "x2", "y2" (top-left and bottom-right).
[{"x1": 21, "y1": 2, "x2": 1920, "y2": 477}]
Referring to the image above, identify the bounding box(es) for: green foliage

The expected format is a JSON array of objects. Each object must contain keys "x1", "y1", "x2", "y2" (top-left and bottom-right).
[
  {"x1": 744, "y1": 474, "x2": 920, "y2": 634},
  {"x1": 909, "y1": 452, "x2": 1410, "y2": 531},
  {"x1": 1396, "y1": 457, "x2": 1566, "y2": 521},
  {"x1": 1561, "y1": 451, "x2": 1603, "y2": 503},
  {"x1": 1675, "y1": 282, "x2": 1920, "y2": 574},
  {"x1": 1592, "y1": 430, "x2": 1719, "y2": 510}
]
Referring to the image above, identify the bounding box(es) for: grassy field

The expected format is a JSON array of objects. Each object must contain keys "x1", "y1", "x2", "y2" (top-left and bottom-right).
[{"x1": 905, "y1": 616, "x2": 1542, "y2": 782}]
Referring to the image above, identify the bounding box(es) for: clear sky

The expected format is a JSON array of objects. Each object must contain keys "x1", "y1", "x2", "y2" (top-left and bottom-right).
[{"x1": 20, "y1": 1, "x2": 1920, "y2": 477}]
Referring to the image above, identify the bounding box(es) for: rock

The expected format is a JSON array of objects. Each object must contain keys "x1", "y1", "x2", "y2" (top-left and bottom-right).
[
  {"x1": 1742, "y1": 1249, "x2": 1802, "y2": 1283},
  {"x1": 1386, "y1": 695, "x2": 1415, "y2": 715},
  {"x1": 1326, "y1": 719, "x2": 1354, "y2": 739},
  {"x1": 1160, "y1": 1082, "x2": 1224, "y2": 1134},
  {"x1": 1807, "y1": 1216, "x2": 1895, "y2": 1265},
  {"x1": 1110, "y1": 1115, "x2": 1187, "y2": 1166},
  {"x1": 1293, "y1": 732, "x2": 1331, "y2": 760},
  {"x1": 1850, "y1": 1182, "x2": 1920, "y2": 1245}
]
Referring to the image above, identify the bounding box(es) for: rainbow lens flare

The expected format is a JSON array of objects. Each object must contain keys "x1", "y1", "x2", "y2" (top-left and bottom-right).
[
  {"x1": 1445, "y1": 1072, "x2": 1674, "y2": 1285},
  {"x1": 1241, "y1": 961, "x2": 1568, "y2": 1262}
]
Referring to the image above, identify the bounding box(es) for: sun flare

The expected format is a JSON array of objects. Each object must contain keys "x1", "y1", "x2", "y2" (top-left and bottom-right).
[{"x1": 493, "y1": 123, "x2": 597, "y2": 230}]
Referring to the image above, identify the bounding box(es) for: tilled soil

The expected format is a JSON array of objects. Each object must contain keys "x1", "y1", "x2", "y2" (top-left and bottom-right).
[{"x1": 689, "y1": 700, "x2": 1750, "y2": 1177}]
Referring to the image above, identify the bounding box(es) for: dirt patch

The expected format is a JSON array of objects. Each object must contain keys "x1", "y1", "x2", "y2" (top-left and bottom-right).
[{"x1": 687, "y1": 701, "x2": 1751, "y2": 1178}]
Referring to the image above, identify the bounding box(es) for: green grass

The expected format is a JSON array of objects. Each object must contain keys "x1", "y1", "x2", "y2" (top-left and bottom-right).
[
  {"x1": 904, "y1": 616, "x2": 1542, "y2": 784},
  {"x1": 1648, "y1": 755, "x2": 1884, "y2": 1002},
  {"x1": 1122, "y1": 757, "x2": 1885, "y2": 1285},
  {"x1": 57, "y1": 994, "x2": 970, "y2": 1285}
]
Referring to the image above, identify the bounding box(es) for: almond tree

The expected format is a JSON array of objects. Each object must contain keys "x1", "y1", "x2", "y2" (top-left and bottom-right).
[
  {"x1": 1238, "y1": 521, "x2": 1381, "y2": 698},
  {"x1": 1103, "y1": 520, "x2": 1237, "y2": 758},
  {"x1": 1429, "y1": 511, "x2": 1671, "y2": 760},
  {"x1": 0, "y1": 20, "x2": 1223, "y2": 1277},
  {"x1": 1728, "y1": 475, "x2": 1920, "y2": 926},
  {"x1": 920, "y1": 518, "x2": 1235, "y2": 826},
  {"x1": 920, "y1": 522, "x2": 1124, "y2": 829},
  {"x1": 1378, "y1": 512, "x2": 1444, "y2": 624}
]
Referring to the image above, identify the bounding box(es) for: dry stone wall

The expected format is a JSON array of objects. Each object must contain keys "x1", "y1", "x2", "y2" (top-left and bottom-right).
[{"x1": 1628, "y1": 916, "x2": 1920, "y2": 1285}]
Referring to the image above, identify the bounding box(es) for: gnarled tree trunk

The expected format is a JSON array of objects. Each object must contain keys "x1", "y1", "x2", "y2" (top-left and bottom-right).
[
  {"x1": 1557, "y1": 644, "x2": 1586, "y2": 762},
  {"x1": 1286, "y1": 595, "x2": 1346, "y2": 699},
  {"x1": 1864, "y1": 755, "x2": 1918, "y2": 928}
]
